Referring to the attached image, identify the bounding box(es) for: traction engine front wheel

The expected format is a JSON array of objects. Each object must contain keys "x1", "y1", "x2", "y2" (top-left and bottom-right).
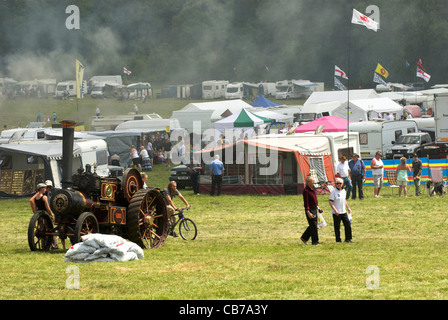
[{"x1": 72, "y1": 212, "x2": 99, "y2": 244}]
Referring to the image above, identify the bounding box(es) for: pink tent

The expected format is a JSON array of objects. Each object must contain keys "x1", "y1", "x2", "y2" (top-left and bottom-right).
[{"x1": 295, "y1": 115, "x2": 354, "y2": 133}]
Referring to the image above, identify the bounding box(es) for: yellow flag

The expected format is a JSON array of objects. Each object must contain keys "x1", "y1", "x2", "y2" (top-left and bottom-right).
[
  {"x1": 375, "y1": 63, "x2": 389, "y2": 79},
  {"x1": 75, "y1": 59, "x2": 86, "y2": 99}
]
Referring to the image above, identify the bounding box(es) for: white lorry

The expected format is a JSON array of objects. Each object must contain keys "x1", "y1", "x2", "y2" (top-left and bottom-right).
[
  {"x1": 413, "y1": 93, "x2": 448, "y2": 158},
  {"x1": 349, "y1": 120, "x2": 419, "y2": 159}
]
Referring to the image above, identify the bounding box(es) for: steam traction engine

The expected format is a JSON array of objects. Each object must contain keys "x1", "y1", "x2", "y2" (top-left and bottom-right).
[{"x1": 27, "y1": 120, "x2": 168, "y2": 251}]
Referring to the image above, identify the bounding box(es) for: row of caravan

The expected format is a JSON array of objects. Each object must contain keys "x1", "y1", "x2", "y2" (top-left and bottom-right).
[{"x1": 203, "y1": 79, "x2": 323, "y2": 101}]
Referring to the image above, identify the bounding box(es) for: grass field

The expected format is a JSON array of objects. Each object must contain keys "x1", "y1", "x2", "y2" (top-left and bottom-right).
[
  {"x1": 1, "y1": 162, "x2": 448, "y2": 301},
  {"x1": 1, "y1": 95, "x2": 447, "y2": 301},
  {"x1": 0, "y1": 92, "x2": 303, "y2": 131}
]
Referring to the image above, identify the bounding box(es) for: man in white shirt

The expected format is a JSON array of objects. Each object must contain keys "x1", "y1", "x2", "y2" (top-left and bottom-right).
[
  {"x1": 370, "y1": 151, "x2": 384, "y2": 198},
  {"x1": 386, "y1": 113, "x2": 394, "y2": 121},
  {"x1": 329, "y1": 178, "x2": 353, "y2": 243},
  {"x1": 336, "y1": 156, "x2": 352, "y2": 199}
]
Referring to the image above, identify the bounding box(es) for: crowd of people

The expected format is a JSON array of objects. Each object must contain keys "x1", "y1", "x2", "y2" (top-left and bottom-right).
[{"x1": 335, "y1": 151, "x2": 422, "y2": 200}]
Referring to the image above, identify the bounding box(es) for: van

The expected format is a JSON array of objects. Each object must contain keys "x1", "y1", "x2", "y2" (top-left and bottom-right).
[
  {"x1": 349, "y1": 120, "x2": 419, "y2": 159},
  {"x1": 87, "y1": 75, "x2": 122, "y2": 93},
  {"x1": 90, "y1": 82, "x2": 122, "y2": 99}
]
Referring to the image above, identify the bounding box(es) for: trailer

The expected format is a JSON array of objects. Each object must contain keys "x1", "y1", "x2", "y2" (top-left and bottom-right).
[
  {"x1": 202, "y1": 80, "x2": 229, "y2": 99},
  {"x1": 349, "y1": 120, "x2": 419, "y2": 159}
]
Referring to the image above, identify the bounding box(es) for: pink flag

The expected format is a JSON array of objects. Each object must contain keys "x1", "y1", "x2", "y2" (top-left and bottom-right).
[
  {"x1": 351, "y1": 9, "x2": 378, "y2": 32},
  {"x1": 335, "y1": 65, "x2": 348, "y2": 79}
]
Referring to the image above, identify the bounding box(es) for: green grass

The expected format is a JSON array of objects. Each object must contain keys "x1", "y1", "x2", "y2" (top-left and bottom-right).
[
  {"x1": 1, "y1": 95, "x2": 447, "y2": 300},
  {"x1": 1, "y1": 167, "x2": 448, "y2": 300},
  {"x1": 0, "y1": 94, "x2": 304, "y2": 131}
]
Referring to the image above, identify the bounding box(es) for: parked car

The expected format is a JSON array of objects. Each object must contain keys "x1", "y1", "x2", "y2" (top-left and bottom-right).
[
  {"x1": 386, "y1": 132, "x2": 432, "y2": 159},
  {"x1": 169, "y1": 165, "x2": 192, "y2": 189}
]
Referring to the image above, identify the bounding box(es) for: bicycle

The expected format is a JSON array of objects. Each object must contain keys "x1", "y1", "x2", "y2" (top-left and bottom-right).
[{"x1": 168, "y1": 207, "x2": 197, "y2": 240}]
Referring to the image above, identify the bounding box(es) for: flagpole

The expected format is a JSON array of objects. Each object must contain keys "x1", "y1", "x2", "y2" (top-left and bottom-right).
[{"x1": 347, "y1": 18, "x2": 352, "y2": 158}]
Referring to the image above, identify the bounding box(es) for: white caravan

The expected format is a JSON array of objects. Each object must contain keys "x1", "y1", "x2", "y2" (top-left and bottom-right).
[
  {"x1": 275, "y1": 79, "x2": 320, "y2": 100},
  {"x1": 202, "y1": 80, "x2": 229, "y2": 99},
  {"x1": 55, "y1": 80, "x2": 87, "y2": 99},
  {"x1": 349, "y1": 120, "x2": 419, "y2": 159},
  {"x1": 224, "y1": 83, "x2": 244, "y2": 99}
]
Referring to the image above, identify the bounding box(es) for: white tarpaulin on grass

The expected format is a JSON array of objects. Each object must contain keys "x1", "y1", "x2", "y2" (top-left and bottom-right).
[{"x1": 64, "y1": 234, "x2": 144, "y2": 262}]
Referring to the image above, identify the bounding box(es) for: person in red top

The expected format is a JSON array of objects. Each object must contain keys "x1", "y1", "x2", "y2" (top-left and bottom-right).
[{"x1": 300, "y1": 176, "x2": 323, "y2": 246}]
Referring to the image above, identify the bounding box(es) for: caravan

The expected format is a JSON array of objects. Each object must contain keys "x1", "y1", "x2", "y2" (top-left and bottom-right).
[
  {"x1": 87, "y1": 75, "x2": 122, "y2": 93},
  {"x1": 296, "y1": 101, "x2": 341, "y2": 123},
  {"x1": 349, "y1": 120, "x2": 419, "y2": 159},
  {"x1": 202, "y1": 80, "x2": 229, "y2": 99},
  {"x1": 275, "y1": 79, "x2": 321, "y2": 100},
  {"x1": 55, "y1": 80, "x2": 87, "y2": 99},
  {"x1": 0, "y1": 139, "x2": 110, "y2": 197},
  {"x1": 225, "y1": 83, "x2": 244, "y2": 99}
]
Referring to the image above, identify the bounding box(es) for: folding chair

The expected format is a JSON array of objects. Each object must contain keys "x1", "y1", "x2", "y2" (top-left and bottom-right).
[
  {"x1": 430, "y1": 167, "x2": 444, "y2": 183},
  {"x1": 385, "y1": 170, "x2": 399, "y2": 195},
  {"x1": 428, "y1": 167, "x2": 446, "y2": 196}
]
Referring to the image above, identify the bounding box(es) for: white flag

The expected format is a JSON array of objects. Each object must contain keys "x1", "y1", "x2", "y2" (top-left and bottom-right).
[
  {"x1": 416, "y1": 67, "x2": 431, "y2": 82},
  {"x1": 373, "y1": 73, "x2": 387, "y2": 86},
  {"x1": 334, "y1": 77, "x2": 347, "y2": 91},
  {"x1": 335, "y1": 65, "x2": 348, "y2": 79},
  {"x1": 123, "y1": 67, "x2": 132, "y2": 75},
  {"x1": 351, "y1": 9, "x2": 378, "y2": 32}
]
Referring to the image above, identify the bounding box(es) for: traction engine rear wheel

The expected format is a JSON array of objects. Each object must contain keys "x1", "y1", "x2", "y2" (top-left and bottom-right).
[
  {"x1": 127, "y1": 188, "x2": 168, "y2": 249},
  {"x1": 28, "y1": 210, "x2": 54, "y2": 251}
]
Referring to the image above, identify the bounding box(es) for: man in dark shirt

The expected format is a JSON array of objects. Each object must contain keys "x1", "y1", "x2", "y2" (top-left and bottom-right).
[
  {"x1": 348, "y1": 153, "x2": 366, "y2": 200},
  {"x1": 300, "y1": 176, "x2": 322, "y2": 246},
  {"x1": 412, "y1": 153, "x2": 423, "y2": 196}
]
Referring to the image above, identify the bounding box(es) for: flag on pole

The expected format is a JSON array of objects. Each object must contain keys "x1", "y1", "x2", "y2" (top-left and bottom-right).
[
  {"x1": 351, "y1": 9, "x2": 378, "y2": 32},
  {"x1": 334, "y1": 77, "x2": 347, "y2": 90},
  {"x1": 373, "y1": 73, "x2": 387, "y2": 86},
  {"x1": 417, "y1": 59, "x2": 425, "y2": 71},
  {"x1": 75, "y1": 59, "x2": 85, "y2": 99},
  {"x1": 335, "y1": 65, "x2": 348, "y2": 79},
  {"x1": 375, "y1": 63, "x2": 389, "y2": 78},
  {"x1": 416, "y1": 67, "x2": 431, "y2": 82},
  {"x1": 123, "y1": 67, "x2": 132, "y2": 75}
]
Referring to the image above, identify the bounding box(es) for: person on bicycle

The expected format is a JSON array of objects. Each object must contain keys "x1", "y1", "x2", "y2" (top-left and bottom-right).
[{"x1": 162, "y1": 181, "x2": 190, "y2": 236}]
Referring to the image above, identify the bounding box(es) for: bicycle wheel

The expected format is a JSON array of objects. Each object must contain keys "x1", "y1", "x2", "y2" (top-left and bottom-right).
[{"x1": 178, "y1": 218, "x2": 197, "y2": 240}]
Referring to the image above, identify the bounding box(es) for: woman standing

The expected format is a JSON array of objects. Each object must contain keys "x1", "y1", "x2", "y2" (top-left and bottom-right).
[{"x1": 396, "y1": 157, "x2": 411, "y2": 197}]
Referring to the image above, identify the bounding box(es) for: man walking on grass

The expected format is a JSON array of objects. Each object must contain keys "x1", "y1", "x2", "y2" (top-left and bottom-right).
[
  {"x1": 329, "y1": 177, "x2": 353, "y2": 243},
  {"x1": 300, "y1": 176, "x2": 322, "y2": 246}
]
